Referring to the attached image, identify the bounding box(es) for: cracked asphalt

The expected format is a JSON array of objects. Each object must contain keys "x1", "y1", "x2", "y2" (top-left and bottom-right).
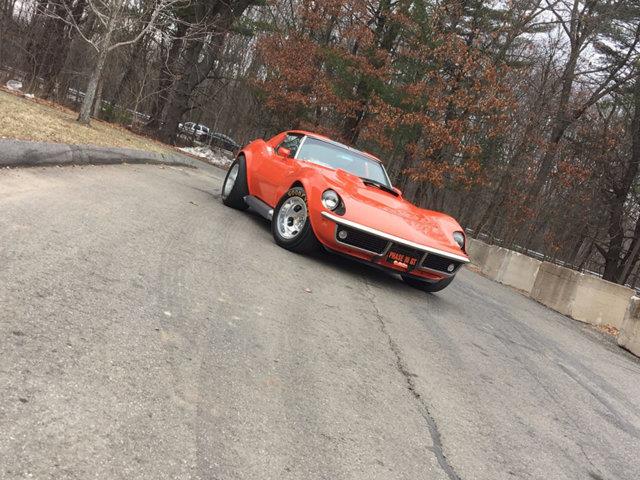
[{"x1": 1, "y1": 164, "x2": 640, "y2": 480}]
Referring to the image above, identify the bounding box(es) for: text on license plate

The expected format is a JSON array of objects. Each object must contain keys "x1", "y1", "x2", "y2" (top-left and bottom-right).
[{"x1": 387, "y1": 250, "x2": 418, "y2": 267}]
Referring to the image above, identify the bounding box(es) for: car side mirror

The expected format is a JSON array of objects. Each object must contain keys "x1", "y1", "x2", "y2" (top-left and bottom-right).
[
  {"x1": 277, "y1": 146, "x2": 292, "y2": 157},
  {"x1": 392, "y1": 187, "x2": 402, "y2": 196}
]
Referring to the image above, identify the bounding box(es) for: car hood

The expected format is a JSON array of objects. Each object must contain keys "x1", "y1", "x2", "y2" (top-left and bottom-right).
[{"x1": 316, "y1": 167, "x2": 467, "y2": 258}]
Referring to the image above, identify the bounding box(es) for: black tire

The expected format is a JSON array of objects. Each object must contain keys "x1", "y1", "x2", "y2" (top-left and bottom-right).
[
  {"x1": 271, "y1": 187, "x2": 320, "y2": 254},
  {"x1": 221, "y1": 156, "x2": 249, "y2": 210},
  {"x1": 402, "y1": 274, "x2": 455, "y2": 293}
]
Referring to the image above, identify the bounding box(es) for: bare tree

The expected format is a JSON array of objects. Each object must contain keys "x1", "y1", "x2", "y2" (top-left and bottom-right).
[
  {"x1": 529, "y1": 0, "x2": 640, "y2": 199},
  {"x1": 156, "y1": 0, "x2": 258, "y2": 142},
  {"x1": 45, "y1": 0, "x2": 187, "y2": 124}
]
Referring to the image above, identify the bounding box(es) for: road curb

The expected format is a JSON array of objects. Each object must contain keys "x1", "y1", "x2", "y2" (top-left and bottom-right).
[{"x1": 0, "y1": 139, "x2": 204, "y2": 169}]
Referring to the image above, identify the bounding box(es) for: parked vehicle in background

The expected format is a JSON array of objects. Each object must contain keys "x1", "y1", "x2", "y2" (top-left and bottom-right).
[
  {"x1": 178, "y1": 122, "x2": 210, "y2": 141},
  {"x1": 177, "y1": 123, "x2": 238, "y2": 151},
  {"x1": 208, "y1": 132, "x2": 240, "y2": 153}
]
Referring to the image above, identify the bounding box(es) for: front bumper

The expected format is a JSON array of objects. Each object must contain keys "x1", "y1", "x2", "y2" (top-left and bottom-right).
[{"x1": 315, "y1": 211, "x2": 469, "y2": 281}]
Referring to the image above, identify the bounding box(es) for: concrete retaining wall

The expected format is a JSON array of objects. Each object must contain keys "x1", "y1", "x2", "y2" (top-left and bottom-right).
[
  {"x1": 619, "y1": 297, "x2": 640, "y2": 357},
  {"x1": 573, "y1": 275, "x2": 634, "y2": 329},
  {"x1": 467, "y1": 238, "x2": 637, "y2": 354},
  {"x1": 480, "y1": 245, "x2": 509, "y2": 280},
  {"x1": 466, "y1": 238, "x2": 493, "y2": 269},
  {"x1": 467, "y1": 238, "x2": 542, "y2": 295},
  {"x1": 530, "y1": 262, "x2": 580, "y2": 317},
  {"x1": 498, "y1": 251, "x2": 541, "y2": 294}
]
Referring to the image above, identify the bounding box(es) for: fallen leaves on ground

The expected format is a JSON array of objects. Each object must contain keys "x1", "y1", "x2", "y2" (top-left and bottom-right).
[{"x1": 594, "y1": 324, "x2": 619, "y2": 337}]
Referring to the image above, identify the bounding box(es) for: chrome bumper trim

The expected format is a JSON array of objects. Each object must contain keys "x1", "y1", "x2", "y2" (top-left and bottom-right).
[{"x1": 321, "y1": 211, "x2": 470, "y2": 264}]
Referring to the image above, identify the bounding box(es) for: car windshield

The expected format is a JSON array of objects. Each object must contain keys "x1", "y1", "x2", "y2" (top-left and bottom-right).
[{"x1": 296, "y1": 137, "x2": 390, "y2": 187}]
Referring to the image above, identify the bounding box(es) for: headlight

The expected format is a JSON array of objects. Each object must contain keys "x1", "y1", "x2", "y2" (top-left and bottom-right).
[
  {"x1": 321, "y1": 189, "x2": 340, "y2": 211},
  {"x1": 453, "y1": 231, "x2": 465, "y2": 249}
]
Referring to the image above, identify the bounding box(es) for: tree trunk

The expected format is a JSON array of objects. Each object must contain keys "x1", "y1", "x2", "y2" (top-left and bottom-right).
[
  {"x1": 601, "y1": 199, "x2": 626, "y2": 282},
  {"x1": 527, "y1": 46, "x2": 579, "y2": 200},
  {"x1": 621, "y1": 232, "x2": 640, "y2": 284},
  {"x1": 109, "y1": 47, "x2": 141, "y2": 109},
  {"x1": 601, "y1": 77, "x2": 640, "y2": 283},
  {"x1": 158, "y1": 37, "x2": 207, "y2": 142},
  {"x1": 341, "y1": 0, "x2": 397, "y2": 144},
  {"x1": 92, "y1": 78, "x2": 104, "y2": 118},
  {"x1": 342, "y1": 88, "x2": 367, "y2": 144},
  {"x1": 78, "y1": 45, "x2": 109, "y2": 124},
  {"x1": 158, "y1": 0, "x2": 256, "y2": 142},
  {"x1": 147, "y1": 22, "x2": 188, "y2": 129},
  {"x1": 25, "y1": 0, "x2": 87, "y2": 98}
]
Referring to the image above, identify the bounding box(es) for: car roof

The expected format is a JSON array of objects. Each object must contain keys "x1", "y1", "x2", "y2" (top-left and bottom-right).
[{"x1": 288, "y1": 130, "x2": 383, "y2": 164}]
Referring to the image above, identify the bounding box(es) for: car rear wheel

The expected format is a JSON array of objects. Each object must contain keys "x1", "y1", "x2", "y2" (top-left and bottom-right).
[
  {"x1": 221, "y1": 156, "x2": 249, "y2": 210},
  {"x1": 402, "y1": 274, "x2": 454, "y2": 293},
  {"x1": 272, "y1": 187, "x2": 319, "y2": 253}
]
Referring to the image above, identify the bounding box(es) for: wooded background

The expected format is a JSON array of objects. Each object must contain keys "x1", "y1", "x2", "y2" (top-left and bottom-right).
[{"x1": 1, "y1": 0, "x2": 640, "y2": 287}]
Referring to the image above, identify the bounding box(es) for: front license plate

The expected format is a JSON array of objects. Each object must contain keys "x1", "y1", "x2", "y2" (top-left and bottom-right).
[{"x1": 387, "y1": 250, "x2": 419, "y2": 269}]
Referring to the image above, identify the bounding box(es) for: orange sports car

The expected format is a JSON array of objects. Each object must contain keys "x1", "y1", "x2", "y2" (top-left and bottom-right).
[{"x1": 221, "y1": 130, "x2": 469, "y2": 292}]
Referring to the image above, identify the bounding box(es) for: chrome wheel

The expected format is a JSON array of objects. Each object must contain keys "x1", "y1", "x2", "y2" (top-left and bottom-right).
[
  {"x1": 222, "y1": 163, "x2": 239, "y2": 199},
  {"x1": 276, "y1": 196, "x2": 307, "y2": 239}
]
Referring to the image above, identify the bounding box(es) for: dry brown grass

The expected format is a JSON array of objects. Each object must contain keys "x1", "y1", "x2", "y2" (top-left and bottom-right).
[{"x1": 0, "y1": 88, "x2": 173, "y2": 154}]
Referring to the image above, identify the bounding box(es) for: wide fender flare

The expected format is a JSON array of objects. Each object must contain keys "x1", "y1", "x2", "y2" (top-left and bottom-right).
[
  {"x1": 280, "y1": 173, "x2": 332, "y2": 240},
  {"x1": 281, "y1": 174, "x2": 325, "y2": 208},
  {"x1": 237, "y1": 139, "x2": 269, "y2": 195},
  {"x1": 236, "y1": 149, "x2": 254, "y2": 194}
]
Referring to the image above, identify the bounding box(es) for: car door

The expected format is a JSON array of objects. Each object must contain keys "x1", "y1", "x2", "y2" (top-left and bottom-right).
[
  {"x1": 194, "y1": 125, "x2": 204, "y2": 140},
  {"x1": 201, "y1": 126, "x2": 210, "y2": 141},
  {"x1": 253, "y1": 132, "x2": 304, "y2": 206}
]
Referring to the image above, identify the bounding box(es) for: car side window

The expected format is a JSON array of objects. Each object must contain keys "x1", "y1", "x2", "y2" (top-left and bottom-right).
[{"x1": 277, "y1": 133, "x2": 303, "y2": 157}]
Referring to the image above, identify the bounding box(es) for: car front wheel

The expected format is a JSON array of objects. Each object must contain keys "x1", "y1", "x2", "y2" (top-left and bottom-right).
[{"x1": 272, "y1": 187, "x2": 319, "y2": 253}]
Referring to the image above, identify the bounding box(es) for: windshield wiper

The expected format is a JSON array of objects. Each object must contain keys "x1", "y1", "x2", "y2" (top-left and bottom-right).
[{"x1": 360, "y1": 178, "x2": 398, "y2": 196}]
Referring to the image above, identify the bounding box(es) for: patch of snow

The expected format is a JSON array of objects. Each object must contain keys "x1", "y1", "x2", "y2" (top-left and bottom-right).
[
  {"x1": 6, "y1": 79, "x2": 22, "y2": 91},
  {"x1": 178, "y1": 146, "x2": 233, "y2": 168},
  {"x1": 24, "y1": 93, "x2": 34, "y2": 99}
]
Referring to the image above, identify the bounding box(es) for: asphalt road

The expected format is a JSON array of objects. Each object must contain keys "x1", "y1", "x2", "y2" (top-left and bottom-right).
[{"x1": 1, "y1": 164, "x2": 639, "y2": 480}]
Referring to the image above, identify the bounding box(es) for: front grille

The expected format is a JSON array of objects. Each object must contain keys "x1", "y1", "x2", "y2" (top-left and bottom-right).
[
  {"x1": 336, "y1": 226, "x2": 389, "y2": 254},
  {"x1": 422, "y1": 254, "x2": 461, "y2": 273}
]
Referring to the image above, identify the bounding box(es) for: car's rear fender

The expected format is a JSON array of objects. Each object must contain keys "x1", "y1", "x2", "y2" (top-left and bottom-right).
[{"x1": 236, "y1": 149, "x2": 252, "y2": 191}]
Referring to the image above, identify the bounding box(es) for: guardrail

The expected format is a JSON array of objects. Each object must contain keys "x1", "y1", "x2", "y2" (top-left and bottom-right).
[
  {"x1": 465, "y1": 228, "x2": 606, "y2": 281},
  {"x1": 467, "y1": 237, "x2": 640, "y2": 359}
]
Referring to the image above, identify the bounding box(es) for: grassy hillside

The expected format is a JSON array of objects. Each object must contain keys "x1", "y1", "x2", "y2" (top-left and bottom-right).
[{"x1": 0, "y1": 89, "x2": 172, "y2": 154}]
